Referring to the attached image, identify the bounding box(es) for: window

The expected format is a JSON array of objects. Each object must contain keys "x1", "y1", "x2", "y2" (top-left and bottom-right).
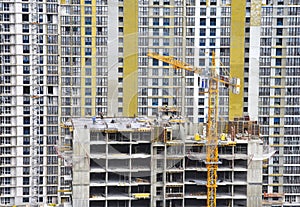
[
  {"x1": 210, "y1": 28, "x2": 216, "y2": 36},
  {"x1": 162, "y1": 98, "x2": 168, "y2": 105},
  {"x1": 198, "y1": 108, "x2": 204, "y2": 115},
  {"x1": 85, "y1": 48, "x2": 92, "y2": 56},
  {"x1": 274, "y1": 98, "x2": 281, "y2": 105},
  {"x1": 22, "y1": 3, "x2": 29, "y2": 12},
  {"x1": 276, "y1": 28, "x2": 283, "y2": 36},
  {"x1": 22, "y1": 14, "x2": 29, "y2": 22},
  {"x1": 210, "y1": 8, "x2": 216, "y2": 15},
  {"x1": 0, "y1": 137, "x2": 10, "y2": 145},
  {"x1": 186, "y1": 7, "x2": 195, "y2": 16},
  {"x1": 163, "y1": 8, "x2": 170, "y2": 15},
  {"x1": 23, "y1": 147, "x2": 30, "y2": 155},
  {"x1": 163, "y1": 18, "x2": 170, "y2": 26},
  {"x1": 276, "y1": 58, "x2": 282, "y2": 66},
  {"x1": 153, "y1": 18, "x2": 159, "y2": 26},
  {"x1": 210, "y1": 18, "x2": 216, "y2": 26},
  {"x1": 23, "y1": 177, "x2": 30, "y2": 185},
  {"x1": 85, "y1": 37, "x2": 92, "y2": 45},
  {"x1": 198, "y1": 98, "x2": 204, "y2": 105},
  {"x1": 163, "y1": 28, "x2": 169, "y2": 36},
  {"x1": 85, "y1": 17, "x2": 92, "y2": 25},
  {"x1": 153, "y1": 28, "x2": 159, "y2": 36},
  {"x1": 152, "y1": 88, "x2": 158, "y2": 96},
  {"x1": 163, "y1": 38, "x2": 169, "y2": 46},
  {"x1": 277, "y1": 18, "x2": 283, "y2": 26},
  {"x1": 277, "y1": 0, "x2": 284, "y2": 5},
  {"x1": 199, "y1": 38, "x2": 205, "y2": 46},
  {"x1": 200, "y1": 18, "x2": 206, "y2": 26},
  {"x1": 163, "y1": 0, "x2": 170, "y2": 5},
  {"x1": 39, "y1": 14, "x2": 43, "y2": 23},
  {"x1": 23, "y1": 117, "x2": 30, "y2": 125},
  {"x1": 23, "y1": 137, "x2": 30, "y2": 145},
  {"x1": 85, "y1": 6, "x2": 92, "y2": 14},
  {"x1": 0, "y1": 157, "x2": 10, "y2": 165},
  {"x1": 3, "y1": 24, "x2": 9, "y2": 32},
  {"x1": 23, "y1": 56, "x2": 30, "y2": 64},
  {"x1": 85, "y1": 68, "x2": 91, "y2": 76},
  {"x1": 23, "y1": 198, "x2": 29, "y2": 203},
  {"x1": 23, "y1": 187, "x2": 30, "y2": 195},
  {"x1": 153, "y1": 7, "x2": 159, "y2": 14},
  {"x1": 85, "y1": 98, "x2": 92, "y2": 106},
  {"x1": 199, "y1": 28, "x2": 206, "y2": 36},
  {"x1": 276, "y1": 38, "x2": 282, "y2": 46},
  {"x1": 199, "y1": 58, "x2": 205, "y2": 66},
  {"x1": 85, "y1": 58, "x2": 91, "y2": 65},
  {"x1": 275, "y1": 78, "x2": 281, "y2": 85},
  {"x1": 200, "y1": 8, "x2": 206, "y2": 16},
  {"x1": 23, "y1": 106, "x2": 30, "y2": 115},
  {"x1": 274, "y1": 117, "x2": 280, "y2": 125},
  {"x1": 163, "y1": 78, "x2": 169, "y2": 86},
  {"x1": 85, "y1": 27, "x2": 92, "y2": 35},
  {"x1": 23, "y1": 35, "x2": 29, "y2": 43},
  {"x1": 276, "y1": 48, "x2": 282, "y2": 56}
]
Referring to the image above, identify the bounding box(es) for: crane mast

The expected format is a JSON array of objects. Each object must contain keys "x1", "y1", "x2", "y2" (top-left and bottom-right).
[
  {"x1": 147, "y1": 52, "x2": 240, "y2": 207},
  {"x1": 30, "y1": 0, "x2": 40, "y2": 205},
  {"x1": 206, "y1": 53, "x2": 219, "y2": 207}
]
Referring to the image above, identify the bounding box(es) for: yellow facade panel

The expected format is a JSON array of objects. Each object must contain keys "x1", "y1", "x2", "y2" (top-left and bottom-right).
[
  {"x1": 123, "y1": 0, "x2": 138, "y2": 116},
  {"x1": 229, "y1": 0, "x2": 246, "y2": 120}
]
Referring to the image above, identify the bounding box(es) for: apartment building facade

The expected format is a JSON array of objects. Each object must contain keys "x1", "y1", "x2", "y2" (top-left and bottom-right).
[
  {"x1": 257, "y1": 0, "x2": 300, "y2": 205},
  {"x1": 0, "y1": 0, "x2": 60, "y2": 206},
  {"x1": 1, "y1": 0, "x2": 300, "y2": 206},
  {"x1": 58, "y1": 0, "x2": 300, "y2": 205}
]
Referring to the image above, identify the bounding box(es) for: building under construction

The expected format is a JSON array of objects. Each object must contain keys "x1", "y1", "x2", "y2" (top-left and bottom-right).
[{"x1": 59, "y1": 110, "x2": 268, "y2": 207}]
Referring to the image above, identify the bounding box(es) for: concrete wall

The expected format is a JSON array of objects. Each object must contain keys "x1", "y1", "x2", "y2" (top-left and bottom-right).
[
  {"x1": 247, "y1": 140, "x2": 263, "y2": 207},
  {"x1": 72, "y1": 128, "x2": 90, "y2": 207}
]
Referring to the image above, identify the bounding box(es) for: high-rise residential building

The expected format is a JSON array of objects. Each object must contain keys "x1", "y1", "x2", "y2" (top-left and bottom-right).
[
  {"x1": 58, "y1": 0, "x2": 139, "y2": 204},
  {"x1": 0, "y1": 0, "x2": 60, "y2": 206},
  {"x1": 59, "y1": 0, "x2": 138, "y2": 119},
  {"x1": 256, "y1": 1, "x2": 300, "y2": 205},
  {"x1": 1, "y1": 0, "x2": 300, "y2": 206}
]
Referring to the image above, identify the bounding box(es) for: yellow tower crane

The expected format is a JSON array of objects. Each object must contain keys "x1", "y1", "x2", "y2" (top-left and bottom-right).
[{"x1": 147, "y1": 52, "x2": 240, "y2": 207}]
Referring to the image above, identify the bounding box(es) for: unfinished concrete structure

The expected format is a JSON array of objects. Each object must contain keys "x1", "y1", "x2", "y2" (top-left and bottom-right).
[{"x1": 64, "y1": 114, "x2": 264, "y2": 207}]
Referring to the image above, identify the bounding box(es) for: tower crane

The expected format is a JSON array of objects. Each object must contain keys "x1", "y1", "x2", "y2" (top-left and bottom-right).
[{"x1": 147, "y1": 52, "x2": 240, "y2": 207}]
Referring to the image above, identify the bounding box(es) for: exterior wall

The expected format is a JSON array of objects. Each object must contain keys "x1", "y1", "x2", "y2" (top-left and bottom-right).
[
  {"x1": 0, "y1": 1, "x2": 60, "y2": 206},
  {"x1": 247, "y1": 140, "x2": 263, "y2": 207},
  {"x1": 257, "y1": 1, "x2": 300, "y2": 205},
  {"x1": 248, "y1": 0, "x2": 261, "y2": 121},
  {"x1": 73, "y1": 128, "x2": 90, "y2": 206},
  {"x1": 229, "y1": 0, "x2": 246, "y2": 119},
  {"x1": 3, "y1": 0, "x2": 300, "y2": 206},
  {"x1": 107, "y1": 0, "x2": 119, "y2": 116}
]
